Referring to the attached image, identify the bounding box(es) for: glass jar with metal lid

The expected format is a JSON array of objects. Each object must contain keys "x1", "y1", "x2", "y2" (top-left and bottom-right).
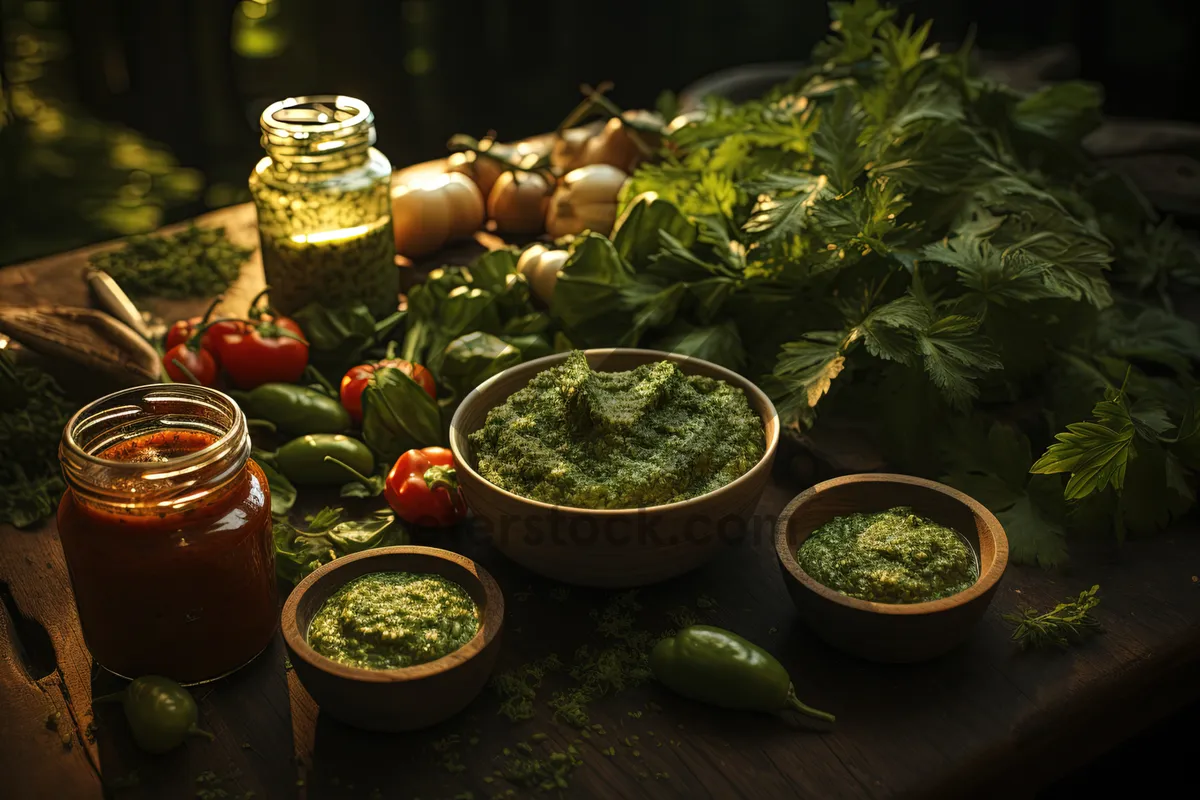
[{"x1": 249, "y1": 95, "x2": 398, "y2": 318}]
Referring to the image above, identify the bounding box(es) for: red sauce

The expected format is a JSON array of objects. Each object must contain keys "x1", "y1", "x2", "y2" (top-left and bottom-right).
[{"x1": 58, "y1": 429, "x2": 278, "y2": 683}]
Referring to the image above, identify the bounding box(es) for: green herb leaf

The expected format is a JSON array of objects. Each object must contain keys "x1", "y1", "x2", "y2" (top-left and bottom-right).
[
  {"x1": 256, "y1": 460, "x2": 297, "y2": 517},
  {"x1": 1031, "y1": 387, "x2": 1137, "y2": 500},
  {"x1": 1003, "y1": 585, "x2": 1102, "y2": 649},
  {"x1": 360, "y1": 365, "x2": 444, "y2": 463}
]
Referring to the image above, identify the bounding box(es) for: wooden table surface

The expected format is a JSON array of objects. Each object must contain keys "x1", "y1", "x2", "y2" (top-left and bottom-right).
[{"x1": 3, "y1": 206, "x2": 1200, "y2": 800}]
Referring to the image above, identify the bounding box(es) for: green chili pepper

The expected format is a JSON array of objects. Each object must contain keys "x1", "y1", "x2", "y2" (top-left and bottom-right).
[
  {"x1": 229, "y1": 383, "x2": 350, "y2": 435},
  {"x1": 650, "y1": 625, "x2": 835, "y2": 724},
  {"x1": 96, "y1": 675, "x2": 214, "y2": 754},
  {"x1": 276, "y1": 434, "x2": 374, "y2": 485}
]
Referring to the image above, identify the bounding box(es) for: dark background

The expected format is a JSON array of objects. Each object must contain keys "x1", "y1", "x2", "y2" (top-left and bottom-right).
[
  {"x1": 1, "y1": 0, "x2": 1197, "y2": 794},
  {"x1": 1, "y1": 0, "x2": 1197, "y2": 266}
]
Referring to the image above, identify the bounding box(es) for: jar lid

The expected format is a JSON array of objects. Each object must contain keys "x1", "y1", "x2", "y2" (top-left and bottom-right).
[{"x1": 260, "y1": 95, "x2": 376, "y2": 162}]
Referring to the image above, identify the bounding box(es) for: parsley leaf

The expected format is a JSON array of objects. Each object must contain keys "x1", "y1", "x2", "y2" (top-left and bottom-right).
[{"x1": 1030, "y1": 387, "x2": 1137, "y2": 500}]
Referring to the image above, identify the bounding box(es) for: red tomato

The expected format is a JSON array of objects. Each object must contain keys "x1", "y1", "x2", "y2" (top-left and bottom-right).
[
  {"x1": 163, "y1": 343, "x2": 218, "y2": 386},
  {"x1": 216, "y1": 318, "x2": 309, "y2": 389},
  {"x1": 166, "y1": 317, "x2": 246, "y2": 363},
  {"x1": 340, "y1": 359, "x2": 436, "y2": 423},
  {"x1": 384, "y1": 447, "x2": 467, "y2": 528}
]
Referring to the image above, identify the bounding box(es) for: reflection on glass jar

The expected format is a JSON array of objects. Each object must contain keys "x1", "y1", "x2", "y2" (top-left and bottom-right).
[
  {"x1": 249, "y1": 95, "x2": 398, "y2": 318},
  {"x1": 57, "y1": 385, "x2": 277, "y2": 685}
]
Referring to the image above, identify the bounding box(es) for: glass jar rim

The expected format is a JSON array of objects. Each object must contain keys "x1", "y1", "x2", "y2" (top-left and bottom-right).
[
  {"x1": 259, "y1": 95, "x2": 376, "y2": 163},
  {"x1": 261, "y1": 94, "x2": 371, "y2": 136},
  {"x1": 60, "y1": 384, "x2": 250, "y2": 509}
]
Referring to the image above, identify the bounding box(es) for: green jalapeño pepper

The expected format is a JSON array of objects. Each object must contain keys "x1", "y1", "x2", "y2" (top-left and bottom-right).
[
  {"x1": 230, "y1": 383, "x2": 351, "y2": 435},
  {"x1": 650, "y1": 625, "x2": 835, "y2": 724},
  {"x1": 275, "y1": 434, "x2": 374, "y2": 485},
  {"x1": 96, "y1": 675, "x2": 214, "y2": 754}
]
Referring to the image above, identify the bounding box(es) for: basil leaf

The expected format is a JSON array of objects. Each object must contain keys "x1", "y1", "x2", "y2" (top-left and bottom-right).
[
  {"x1": 361, "y1": 365, "x2": 444, "y2": 463},
  {"x1": 613, "y1": 193, "x2": 698, "y2": 267},
  {"x1": 440, "y1": 332, "x2": 523, "y2": 406},
  {"x1": 326, "y1": 514, "x2": 396, "y2": 553},
  {"x1": 551, "y1": 233, "x2": 635, "y2": 347},
  {"x1": 293, "y1": 303, "x2": 407, "y2": 379}
]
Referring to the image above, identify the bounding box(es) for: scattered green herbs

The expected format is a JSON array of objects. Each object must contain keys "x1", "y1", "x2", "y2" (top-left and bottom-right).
[
  {"x1": 494, "y1": 747, "x2": 582, "y2": 793},
  {"x1": 272, "y1": 507, "x2": 404, "y2": 583},
  {"x1": 87, "y1": 225, "x2": 251, "y2": 298},
  {"x1": 0, "y1": 351, "x2": 77, "y2": 528},
  {"x1": 491, "y1": 654, "x2": 563, "y2": 722},
  {"x1": 1004, "y1": 584, "x2": 1102, "y2": 649},
  {"x1": 547, "y1": 592, "x2": 656, "y2": 728}
]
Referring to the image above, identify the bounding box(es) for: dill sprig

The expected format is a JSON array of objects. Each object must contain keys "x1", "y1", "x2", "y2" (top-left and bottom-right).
[{"x1": 1003, "y1": 585, "x2": 1102, "y2": 649}]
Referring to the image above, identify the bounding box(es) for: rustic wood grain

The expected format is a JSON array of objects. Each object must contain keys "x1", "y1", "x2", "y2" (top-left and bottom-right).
[{"x1": 4, "y1": 468, "x2": 1200, "y2": 799}]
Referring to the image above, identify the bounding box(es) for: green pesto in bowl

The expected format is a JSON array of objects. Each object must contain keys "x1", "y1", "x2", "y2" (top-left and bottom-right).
[
  {"x1": 467, "y1": 351, "x2": 765, "y2": 509},
  {"x1": 797, "y1": 507, "x2": 979, "y2": 604},
  {"x1": 308, "y1": 572, "x2": 480, "y2": 670}
]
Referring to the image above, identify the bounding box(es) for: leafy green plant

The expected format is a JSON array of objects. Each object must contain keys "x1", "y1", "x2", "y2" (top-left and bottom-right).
[{"x1": 541, "y1": 0, "x2": 1200, "y2": 563}]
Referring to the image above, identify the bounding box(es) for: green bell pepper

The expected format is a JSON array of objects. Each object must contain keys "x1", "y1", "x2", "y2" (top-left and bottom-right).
[{"x1": 650, "y1": 625, "x2": 835, "y2": 724}]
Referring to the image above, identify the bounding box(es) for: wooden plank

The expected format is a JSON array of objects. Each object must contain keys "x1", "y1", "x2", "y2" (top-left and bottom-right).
[{"x1": 4, "y1": 468, "x2": 1199, "y2": 798}]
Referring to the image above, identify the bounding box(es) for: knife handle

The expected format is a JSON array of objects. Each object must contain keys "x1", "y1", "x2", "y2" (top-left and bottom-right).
[{"x1": 86, "y1": 269, "x2": 153, "y2": 340}]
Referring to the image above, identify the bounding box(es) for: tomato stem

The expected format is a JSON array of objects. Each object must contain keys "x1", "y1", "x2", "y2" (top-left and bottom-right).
[
  {"x1": 170, "y1": 358, "x2": 202, "y2": 385},
  {"x1": 198, "y1": 295, "x2": 223, "y2": 325},
  {"x1": 447, "y1": 134, "x2": 547, "y2": 175},
  {"x1": 247, "y1": 286, "x2": 272, "y2": 318}
]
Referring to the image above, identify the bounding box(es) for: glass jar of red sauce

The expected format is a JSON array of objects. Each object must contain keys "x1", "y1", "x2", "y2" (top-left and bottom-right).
[{"x1": 58, "y1": 384, "x2": 277, "y2": 684}]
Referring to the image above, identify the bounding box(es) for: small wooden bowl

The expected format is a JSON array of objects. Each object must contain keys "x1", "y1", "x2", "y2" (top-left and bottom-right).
[
  {"x1": 449, "y1": 348, "x2": 780, "y2": 588},
  {"x1": 775, "y1": 474, "x2": 1008, "y2": 663},
  {"x1": 281, "y1": 546, "x2": 504, "y2": 732}
]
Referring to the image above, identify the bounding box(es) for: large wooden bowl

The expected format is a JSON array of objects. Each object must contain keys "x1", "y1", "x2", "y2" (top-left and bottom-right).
[
  {"x1": 775, "y1": 474, "x2": 1008, "y2": 663},
  {"x1": 449, "y1": 348, "x2": 780, "y2": 588},
  {"x1": 281, "y1": 546, "x2": 504, "y2": 731}
]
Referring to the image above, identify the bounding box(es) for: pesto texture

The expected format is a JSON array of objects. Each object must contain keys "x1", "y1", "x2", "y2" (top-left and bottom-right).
[
  {"x1": 308, "y1": 571, "x2": 479, "y2": 670},
  {"x1": 468, "y1": 351, "x2": 765, "y2": 509},
  {"x1": 797, "y1": 507, "x2": 978, "y2": 603}
]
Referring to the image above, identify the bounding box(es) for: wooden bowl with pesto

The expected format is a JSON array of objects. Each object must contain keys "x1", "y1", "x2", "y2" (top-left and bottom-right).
[
  {"x1": 281, "y1": 546, "x2": 504, "y2": 732},
  {"x1": 775, "y1": 474, "x2": 1008, "y2": 663},
  {"x1": 449, "y1": 349, "x2": 780, "y2": 588}
]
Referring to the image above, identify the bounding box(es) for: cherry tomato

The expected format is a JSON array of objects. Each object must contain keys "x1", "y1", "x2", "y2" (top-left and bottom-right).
[
  {"x1": 166, "y1": 318, "x2": 245, "y2": 363},
  {"x1": 163, "y1": 343, "x2": 218, "y2": 386},
  {"x1": 215, "y1": 318, "x2": 309, "y2": 389},
  {"x1": 384, "y1": 447, "x2": 467, "y2": 528},
  {"x1": 340, "y1": 359, "x2": 436, "y2": 423}
]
